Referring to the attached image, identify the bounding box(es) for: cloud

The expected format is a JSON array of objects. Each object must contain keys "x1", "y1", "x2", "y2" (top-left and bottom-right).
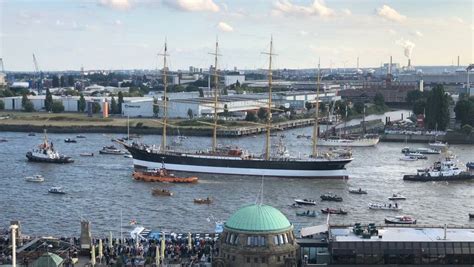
[
  {"x1": 114, "y1": 19, "x2": 122, "y2": 26},
  {"x1": 388, "y1": 29, "x2": 397, "y2": 35},
  {"x1": 412, "y1": 30, "x2": 423, "y2": 38},
  {"x1": 452, "y1": 16, "x2": 464, "y2": 24},
  {"x1": 376, "y1": 5, "x2": 406, "y2": 23},
  {"x1": 342, "y1": 8, "x2": 351, "y2": 16},
  {"x1": 396, "y1": 38, "x2": 415, "y2": 58},
  {"x1": 299, "y1": 30, "x2": 308, "y2": 36},
  {"x1": 273, "y1": 0, "x2": 334, "y2": 17},
  {"x1": 163, "y1": 0, "x2": 220, "y2": 12},
  {"x1": 217, "y1": 22, "x2": 233, "y2": 32},
  {"x1": 99, "y1": 0, "x2": 132, "y2": 10}
]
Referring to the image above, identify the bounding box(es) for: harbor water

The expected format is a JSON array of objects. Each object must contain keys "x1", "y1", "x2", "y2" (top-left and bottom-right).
[{"x1": 0, "y1": 114, "x2": 473, "y2": 237}]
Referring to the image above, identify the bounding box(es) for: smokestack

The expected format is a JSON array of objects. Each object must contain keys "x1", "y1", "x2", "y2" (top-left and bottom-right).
[
  {"x1": 389, "y1": 56, "x2": 392, "y2": 75},
  {"x1": 457, "y1": 56, "x2": 460, "y2": 67},
  {"x1": 357, "y1": 57, "x2": 359, "y2": 69},
  {"x1": 408, "y1": 59, "x2": 411, "y2": 68}
]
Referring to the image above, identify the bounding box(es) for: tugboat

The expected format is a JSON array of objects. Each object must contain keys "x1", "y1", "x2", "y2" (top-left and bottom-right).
[
  {"x1": 26, "y1": 130, "x2": 74, "y2": 163},
  {"x1": 48, "y1": 186, "x2": 66, "y2": 194},
  {"x1": 320, "y1": 193, "x2": 343, "y2": 202},
  {"x1": 99, "y1": 145, "x2": 125, "y2": 155},
  {"x1": 296, "y1": 210, "x2": 317, "y2": 217},
  {"x1": 385, "y1": 216, "x2": 416, "y2": 224},
  {"x1": 403, "y1": 158, "x2": 474, "y2": 181},
  {"x1": 388, "y1": 193, "x2": 406, "y2": 200},
  {"x1": 321, "y1": 208, "x2": 348, "y2": 215},
  {"x1": 348, "y1": 188, "x2": 367, "y2": 194},
  {"x1": 368, "y1": 203, "x2": 401, "y2": 211},
  {"x1": 64, "y1": 138, "x2": 77, "y2": 143},
  {"x1": 151, "y1": 188, "x2": 173, "y2": 196},
  {"x1": 24, "y1": 174, "x2": 44, "y2": 182},
  {"x1": 294, "y1": 199, "x2": 317, "y2": 206}
]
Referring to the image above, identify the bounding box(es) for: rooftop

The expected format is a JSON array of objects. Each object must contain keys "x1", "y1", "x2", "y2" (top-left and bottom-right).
[
  {"x1": 225, "y1": 204, "x2": 292, "y2": 233},
  {"x1": 330, "y1": 225, "x2": 474, "y2": 242}
]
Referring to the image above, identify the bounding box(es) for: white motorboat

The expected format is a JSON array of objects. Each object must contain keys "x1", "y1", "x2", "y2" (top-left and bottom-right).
[
  {"x1": 317, "y1": 135, "x2": 379, "y2": 147},
  {"x1": 25, "y1": 175, "x2": 44, "y2": 182},
  {"x1": 294, "y1": 199, "x2": 317, "y2": 206},
  {"x1": 388, "y1": 193, "x2": 406, "y2": 200},
  {"x1": 429, "y1": 141, "x2": 448, "y2": 149},
  {"x1": 404, "y1": 152, "x2": 427, "y2": 159},
  {"x1": 99, "y1": 145, "x2": 125, "y2": 155},
  {"x1": 368, "y1": 203, "x2": 401, "y2": 211}
]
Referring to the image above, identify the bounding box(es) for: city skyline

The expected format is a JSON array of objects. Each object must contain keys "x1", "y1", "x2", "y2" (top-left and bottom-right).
[{"x1": 0, "y1": 0, "x2": 472, "y2": 71}]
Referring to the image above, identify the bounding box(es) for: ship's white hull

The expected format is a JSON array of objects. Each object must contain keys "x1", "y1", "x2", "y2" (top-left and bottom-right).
[
  {"x1": 133, "y1": 159, "x2": 349, "y2": 179},
  {"x1": 317, "y1": 137, "x2": 379, "y2": 147}
]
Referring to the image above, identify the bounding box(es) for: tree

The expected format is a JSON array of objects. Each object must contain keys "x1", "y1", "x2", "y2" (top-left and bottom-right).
[
  {"x1": 67, "y1": 75, "x2": 75, "y2": 87},
  {"x1": 23, "y1": 101, "x2": 35, "y2": 112},
  {"x1": 21, "y1": 93, "x2": 28, "y2": 107},
  {"x1": 425, "y1": 85, "x2": 449, "y2": 130},
  {"x1": 353, "y1": 102, "x2": 364, "y2": 114},
  {"x1": 117, "y1": 91, "x2": 124, "y2": 114},
  {"x1": 52, "y1": 75, "x2": 59, "y2": 88},
  {"x1": 78, "y1": 94, "x2": 86, "y2": 112},
  {"x1": 245, "y1": 111, "x2": 258, "y2": 122},
  {"x1": 406, "y1": 90, "x2": 423, "y2": 105},
  {"x1": 153, "y1": 97, "x2": 159, "y2": 117},
  {"x1": 91, "y1": 102, "x2": 101, "y2": 114},
  {"x1": 187, "y1": 108, "x2": 194, "y2": 119},
  {"x1": 373, "y1": 92, "x2": 385, "y2": 107},
  {"x1": 0, "y1": 100, "x2": 4, "y2": 110},
  {"x1": 304, "y1": 101, "x2": 313, "y2": 111},
  {"x1": 198, "y1": 88, "x2": 204, "y2": 97},
  {"x1": 235, "y1": 80, "x2": 240, "y2": 88},
  {"x1": 45, "y1": 88, "x2": 53, "y2": 112},
  {"x1": 51, "y1": 100, "x2": 64, "y2": 113},
  {"x1": 413, "y1": 99, "x2": 426, "y2": 115},
  {"x1": 60, "y1": 75, "x2": 66, "y2": 87},
  {"x1": 454, "y1": 96, "x2": 474, "y2": 127},
  {"x1": 111, "y1": 96, "x2": 118, "y2": 114},
  {"x1": 257, "y1": 107, "x2": 269, "y2": 121}
]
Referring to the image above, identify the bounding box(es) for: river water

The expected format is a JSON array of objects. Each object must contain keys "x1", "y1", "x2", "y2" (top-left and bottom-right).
[{"x1": 0, "y1": 111, "x2": 473, "y2": 237}]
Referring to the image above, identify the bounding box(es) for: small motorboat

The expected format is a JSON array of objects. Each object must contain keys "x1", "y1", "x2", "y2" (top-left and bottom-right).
[
  {"x1": 0, "y1": 138, "x2": 7, "y2": 143},
  {"x1": 466, "y1": 162, "x2": 474, "y2": 170},
  {"x1": 289, "y1": 203, "x2": 302, "y2": 208},
  {"x1": 294, "y1": 199, "x2": 317, "y2": 206},
  {"x1": 404, "y1": 152, "x2": 427, "y2": 159},
  {"x1": 48, "y1": 186, "x2": 66, "y2": 194},
  {"x1": 124, "y1": 154, "x2": 132, "y2": 158},
  {"x1": 151, "y1": 188, "x2": 173, "y2": 196},
  {"x1": 385, "y1": 216, "x2": 416, "y2": 224},
  {"x1": 296, "y1": 210, "x2": 317, "y2": 217},
  {"x1": 368, "y1": 203, "x2": 401, "y2": 211},
  {"x1": 320, "y1": 193, "x2": 343, "y2": 202},
  {"x1": 76, "y1": 135, "x2": 86, "y2": 138},
  {"x1": 321, "y1": 208, "x2": 348, "y2": 215},
  {"x1": 80, "y1": 153, "x2": 94, "y2": 157},
  {"x1": 348, "y1": 188, "x2": 367, "y2": 194},
  {"x1": 388, "y1": 193, "x2": 406, "y2": 200},
  {"x1": 99, "y1": 145, "x2": 125, "y2": 155},
  {"x1": 415, "y1": 147, "x2": 441, "y2": 155},
  {"x1": 28, "y1": 132, "x2": 36, "y2": 136},
  {"x1": 25, "y1": 174, "x2": 44, "y2": 182},
  {"x1": 429, "y1": 141, "x2": 448, "y2": 148},
  {"x1": 400, "y1": 155, "x2": 418, "y2": 161},
  {"x1": 469, "y1": 213, "x2": 474, "y2": 219},
  {"x1": 64, "y1": 138, "x2": 77, "y2": 143},
  {"x1": 194, "y1": 198, "x2": 212, "y2": 204}
]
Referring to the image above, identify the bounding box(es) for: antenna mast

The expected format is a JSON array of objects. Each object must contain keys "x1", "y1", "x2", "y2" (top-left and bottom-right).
[
  {"x1": 211, "y1": 39, "x2": 220, "y2": 152},
  {"x1": 312, "y1": 58, "x2": 321, "y2": 157},
  {"x1": 158, "y1": 41, "x2": 169, "y2": 152},
  {"x1": 262, "y1": 37, "x2": 275, "y2": 160}
]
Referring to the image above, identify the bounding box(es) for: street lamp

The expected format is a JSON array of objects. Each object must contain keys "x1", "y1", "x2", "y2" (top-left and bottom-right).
[{"x1": 10, "y1": 225, "x2": 18, "y2": 267}]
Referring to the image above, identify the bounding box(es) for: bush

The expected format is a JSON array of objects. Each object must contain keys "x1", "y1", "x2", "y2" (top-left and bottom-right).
[
  {"x1": 92, "y1": 102, "x2": 101, "y2": 114},
  {"x1": 245, "y1": 111, "x2": 258, "y2": 122},
  {"x1": 51, "y1": 101, "x2": 65, "y2": 113},
  {"x1": 23, "y1": 101, "x2": 35, "y2": 112}
]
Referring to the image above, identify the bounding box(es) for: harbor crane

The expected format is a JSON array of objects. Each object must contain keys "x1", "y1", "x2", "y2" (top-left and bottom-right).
[{"x1": 32, "y1": 53, "x2": 43, "y2": 93}]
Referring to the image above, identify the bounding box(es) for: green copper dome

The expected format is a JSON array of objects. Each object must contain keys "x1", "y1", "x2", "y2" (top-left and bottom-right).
[{"x1": 225, "y1": 204, "x2": 292, "y2": 232}]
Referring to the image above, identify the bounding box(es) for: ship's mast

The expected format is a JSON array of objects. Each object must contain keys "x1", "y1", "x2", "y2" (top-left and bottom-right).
[
  {"x1": 262, "y1": 37, "x2": 274, "y2": 160},
  {"x1": 312, "y1": 59, "x2": 321, "y2": 157},
  {"x1": 211, "y1": 39, "x2": 219, "y2": 152},
  {"x1": 159, "y1": 41, "x2": 169, "y2": 152}
]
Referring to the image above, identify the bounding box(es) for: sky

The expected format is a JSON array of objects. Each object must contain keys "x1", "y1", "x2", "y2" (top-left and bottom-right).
[{"x1": 0, "y1": 0, "x2": 472, "y2": 71}]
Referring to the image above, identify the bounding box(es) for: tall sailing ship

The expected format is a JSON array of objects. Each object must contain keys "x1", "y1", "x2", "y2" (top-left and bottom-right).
[{"x1": 122, "y1": 39, "x2": 353, "y2": 178}]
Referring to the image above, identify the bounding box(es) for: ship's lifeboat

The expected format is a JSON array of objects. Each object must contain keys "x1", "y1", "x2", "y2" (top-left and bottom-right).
[
  {"x1": 132, "y1": 168, "x2": 198, "y2": 183},
  {"x1": 151, "y1": 188, "x2": 173, "y2": 196}
]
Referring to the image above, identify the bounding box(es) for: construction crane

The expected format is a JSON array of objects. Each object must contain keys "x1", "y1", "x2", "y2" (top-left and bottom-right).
[{"x1": 32, "y1": 53, "x2": 42, "y2": 93}]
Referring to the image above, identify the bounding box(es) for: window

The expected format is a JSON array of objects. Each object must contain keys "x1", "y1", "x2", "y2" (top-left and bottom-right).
[
  {"x1": 273, "y1": 235, "x2": 278, "y2": 245},
  {"x1": 229, "y1": 234, "x2": 235, "y2": 244},
  {"x1": 247, "y1": 237, "x2": 252, "y2": 246},
  {"x1": 261, "y1": 257, "x2": 266, "y2": 263},
  {"x1": 279, "y1": 234, "x2": 284, "y2": 245},
  {"x1": 232, "y1": 256, "x2": 235, "y2": 261},
  {"x1": 246, "y1": 257, "x2": 250, "y2": 263},
  {"x1": 234, "y1": 235, "x2": 239, "y2": 245},
  {"x1": 254, "y1": 258, "x2": 258, "y2": 263},
  {"x1": 277, "y1": 256, "x2": 281, "y2": 262},
  {"x1": 258, "y1": 236, "x2": 265, "y2": 246}
]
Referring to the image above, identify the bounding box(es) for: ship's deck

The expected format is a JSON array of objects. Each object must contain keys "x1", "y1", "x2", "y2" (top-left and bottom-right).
[{"x1": 330, "y1": 225, "x2": 474, "y2": 242}]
